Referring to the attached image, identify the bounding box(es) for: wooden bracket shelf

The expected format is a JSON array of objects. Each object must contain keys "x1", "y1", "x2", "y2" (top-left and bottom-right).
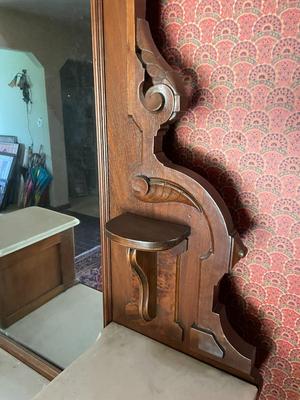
[
  {"x1": 105, "y1": 213, "x2": 190, "y2": 251},
  {"x1": 105, "y1": 213, "x2": 190, "y2": 321}
]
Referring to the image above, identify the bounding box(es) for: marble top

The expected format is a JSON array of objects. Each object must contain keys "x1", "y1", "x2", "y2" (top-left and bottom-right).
[
  {"x1": 0, "y1": 207, "x2": 79, "y2": 257},
  {"x1": 33, "y1": 322, "x2": 258, "y2": 400}
]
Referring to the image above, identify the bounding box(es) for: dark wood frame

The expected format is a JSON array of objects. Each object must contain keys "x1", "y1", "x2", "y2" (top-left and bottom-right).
[{"x1": 91, "y1": 0, "x2": 111, "y2": 326}]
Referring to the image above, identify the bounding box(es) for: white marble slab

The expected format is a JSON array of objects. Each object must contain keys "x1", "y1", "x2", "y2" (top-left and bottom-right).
[
  {"x1": 5, "y1": 284, "x2": 103, "y2": 369},
  {"x1": 0, "y1": 206, "x2": 79, "y2": 257},
  {"x1": 33, "y1": 322, "x2": 258, "y2": 400},
  {"x1": 0, "y1": 348, "x2": 48, "y2": 400}
]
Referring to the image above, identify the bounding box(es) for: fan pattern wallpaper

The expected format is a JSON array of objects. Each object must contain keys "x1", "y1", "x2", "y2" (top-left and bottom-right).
[{"x1": 151, "y1": 1, "x2": 300, "y2": 399}]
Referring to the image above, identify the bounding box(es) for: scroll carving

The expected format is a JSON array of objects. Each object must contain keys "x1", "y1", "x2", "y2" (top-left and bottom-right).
[
  {"x1": 131, "y1": 175, "x2": 215, "y2": 257},
  {"x1": 136, "y1": 18, "x2": 184, "y2": 123},
  {"x1": 132, "y1": 176, "x2": 202, "y2": 212},
  {"x1": 128, "y1": 249, "x2": 157, "y2": 322}
]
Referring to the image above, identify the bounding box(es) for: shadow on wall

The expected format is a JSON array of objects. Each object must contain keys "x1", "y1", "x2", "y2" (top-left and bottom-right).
[{"x1": 146, "y1": 0, "x2": 270, "y2": 371}]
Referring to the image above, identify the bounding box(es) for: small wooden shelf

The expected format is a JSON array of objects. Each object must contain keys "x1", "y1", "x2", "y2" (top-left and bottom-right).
[
  {"x1": 105, "y1": 212, "x2": 191, "y2": 322},
  {"x1": 105, "y1": 212, "x2": 190, "y2": 251}
]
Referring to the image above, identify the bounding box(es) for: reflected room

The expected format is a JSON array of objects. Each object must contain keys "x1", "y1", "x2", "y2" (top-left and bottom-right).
[{"x1": 0, "y1": 0, "x2": 103, "y2": 369}]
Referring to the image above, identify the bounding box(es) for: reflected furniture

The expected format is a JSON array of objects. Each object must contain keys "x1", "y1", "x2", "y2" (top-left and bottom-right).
[{"x1": 0, "y1": 207, "x2": 79, "y2": 328}]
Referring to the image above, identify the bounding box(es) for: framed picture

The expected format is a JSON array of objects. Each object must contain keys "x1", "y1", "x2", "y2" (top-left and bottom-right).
[
  {"x1": 0, "y1": 135, "x2": 18, "y2": 143},
  {"x1": 0, "y1": 153, "x2": 15, "y2": 208},
  {"x1": 0, "y1": 143, "x2": 19, "y2": 155}
]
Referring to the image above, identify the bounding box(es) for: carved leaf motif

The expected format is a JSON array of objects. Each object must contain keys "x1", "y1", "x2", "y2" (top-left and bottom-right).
[
  {"x1": 132, "y1": 175, "x2": 216, "y2": 256},
  {"x1": 132, "y1": 175, "x2": 203, "y2": 212},
  {"x1": 136, "y1": 18, "x2": 184, "y2": 122}
]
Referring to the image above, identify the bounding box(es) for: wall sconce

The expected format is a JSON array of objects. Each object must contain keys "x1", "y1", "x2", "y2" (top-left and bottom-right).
[{"x1": 8, "y1": 69, "x2": 32, "y2": 104}]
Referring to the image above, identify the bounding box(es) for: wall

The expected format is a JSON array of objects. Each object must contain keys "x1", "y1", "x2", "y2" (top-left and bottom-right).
[
  {"x1": 0, "y1": 49, "x2": 51, "y2": 169},
  {"x1": 151, "y1": 1, "x2": 300, "y2": 399},
  {"x1": 0, "y1": 8, "x2": 92, "y2": 207}
]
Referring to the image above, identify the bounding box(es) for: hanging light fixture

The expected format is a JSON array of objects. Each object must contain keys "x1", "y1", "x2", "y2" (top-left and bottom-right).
[
  {"x1": 8, "y1": 69, "x2": 32, "y2": 104},
  {"x1": 8, "y1": 75, "x2": 18, "y2": 88}
]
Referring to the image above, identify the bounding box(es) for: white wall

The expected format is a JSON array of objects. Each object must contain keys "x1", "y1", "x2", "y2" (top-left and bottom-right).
[
  {"x1": 0, "y1": 49, "x2": 52, "y2": 170},
  {"x1": 0, "y1": 7, "x2": 92, "y2": 207}
]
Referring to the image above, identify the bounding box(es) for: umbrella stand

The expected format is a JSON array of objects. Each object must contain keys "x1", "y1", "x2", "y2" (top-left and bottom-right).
[{"x1": 22, "y1": 146, "x2": 52, "y2": 208}]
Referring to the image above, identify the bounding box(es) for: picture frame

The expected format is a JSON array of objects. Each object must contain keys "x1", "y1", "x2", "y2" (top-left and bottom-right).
[{"x1": 0, "y1": 153, "x2": 16, "y2": 209}]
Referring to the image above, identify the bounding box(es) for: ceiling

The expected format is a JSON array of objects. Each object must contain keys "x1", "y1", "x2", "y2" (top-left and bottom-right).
[{"x1": 0, "y1": 0, "x2": 90, "y2": 24}]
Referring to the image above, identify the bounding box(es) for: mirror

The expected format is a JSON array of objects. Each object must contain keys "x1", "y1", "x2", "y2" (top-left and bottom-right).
[{"x1": 0, "y1": 0, "x2": 103, "y2": 369}]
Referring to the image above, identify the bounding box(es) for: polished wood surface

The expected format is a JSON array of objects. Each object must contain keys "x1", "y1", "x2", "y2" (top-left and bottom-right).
[
  {"x1": 106, "y1": 212, "x2": 190, "y2": 251},
  {"x1": 0, "y1": 229, "x2": 75, "y2": 328},
  {"x1": 91, "y1": 0, "x2": 112, "y2": 326},
  {"x1": 101, "y1": 0, "x2": 258, "y2": 385},
  {"x1": 106, "y1": 212, "x2": 190, "y2": 322}
]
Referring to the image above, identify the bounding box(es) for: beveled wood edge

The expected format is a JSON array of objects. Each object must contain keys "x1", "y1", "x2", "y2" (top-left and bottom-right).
[
  {"x1": 91, "y1": 0, "x2": 112, "y2": 326},
  {"x1": 105, "y1": 212, "x2": 190, "y2": 251},
  {"x1": 0, "y1": 333, "x2": 62, "y2": 381},
  {"x1": 106, "y1": 230, "x2": 188, "y2": 251}
]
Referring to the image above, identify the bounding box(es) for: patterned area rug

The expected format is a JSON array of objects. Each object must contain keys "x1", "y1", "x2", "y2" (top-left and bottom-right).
[{"x1": 75, "y1": 245, "x2": 102, "y2": 292}]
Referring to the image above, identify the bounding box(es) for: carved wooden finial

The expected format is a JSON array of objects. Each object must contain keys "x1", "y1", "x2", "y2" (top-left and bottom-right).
[{"x1": 136, "y1": 18, "x2": 184, "y2": 124}]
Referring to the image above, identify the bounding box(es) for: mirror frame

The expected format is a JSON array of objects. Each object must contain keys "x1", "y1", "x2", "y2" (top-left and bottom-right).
[{"x1": 91, "y1": 0, "x2": 111, "y2": 326}]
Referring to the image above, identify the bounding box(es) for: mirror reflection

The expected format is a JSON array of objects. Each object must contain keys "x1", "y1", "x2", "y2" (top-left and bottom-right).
[{"x1": 0, "y1": 0, "x2": 103, "y2": 369}]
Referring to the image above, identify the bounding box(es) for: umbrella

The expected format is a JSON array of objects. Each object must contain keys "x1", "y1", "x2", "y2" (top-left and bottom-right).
[{"x1": 23, "y1": 148, "x2": 52, "y2": 207}]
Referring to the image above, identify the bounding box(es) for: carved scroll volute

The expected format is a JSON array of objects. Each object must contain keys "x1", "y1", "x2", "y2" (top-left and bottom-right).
[
  {"x1": 132, "y1": 176, "x2": 203, "y2": 212},
  {"x1": 127, "y1": 0, "x2": 185, "y2": 130},
  {"x1": 136, "y1": 18, "x2": 185, "y2": 126},
  {"x1": 128, "y1": 249, "x2": 157, "y2": 322}
]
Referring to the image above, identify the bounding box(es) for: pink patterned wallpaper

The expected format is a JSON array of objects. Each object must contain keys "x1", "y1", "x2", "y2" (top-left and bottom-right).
[{"x1": 149, "y1": 1, "x2": 300, "y2": 399}]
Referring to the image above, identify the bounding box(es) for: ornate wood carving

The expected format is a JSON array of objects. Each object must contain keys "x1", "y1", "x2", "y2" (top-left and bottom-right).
[
  {"x1": 136, "y1": 19, "x2": 183, "y2": 121},
  {"x1": 106, "y1": 213, "x2": 190, "y2": 322},
  {"x1": 190, "y1": 326, "x2": 224, "y2": 359},
  {"x1": 131, "y1": 175, "x2": 215, "y2": 256},
  {"x1": 104, "y1": 0, "x2": 259, "y2": 386},
  {"x1": 132, "y1": 176, "x2": 202, "y2": 211},
  {"x1": 128, "y1": 249, "x2": 157, "y2": 321}
]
